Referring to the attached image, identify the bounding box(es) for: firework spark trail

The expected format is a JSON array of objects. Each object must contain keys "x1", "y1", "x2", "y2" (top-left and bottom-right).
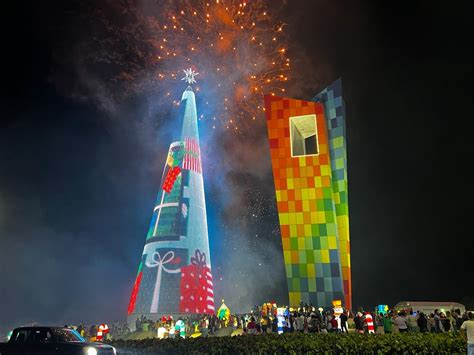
[{"x1": 90, "y1": 0, "x2": 290, "y2": 132}]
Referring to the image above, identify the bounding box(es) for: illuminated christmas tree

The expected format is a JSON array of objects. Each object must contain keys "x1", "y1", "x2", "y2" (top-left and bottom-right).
[{"x1": 128, "y1": 69, "x2": 215, "y2": 320}]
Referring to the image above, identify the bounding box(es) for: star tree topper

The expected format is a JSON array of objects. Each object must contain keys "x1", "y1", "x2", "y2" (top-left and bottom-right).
[{"x1": 181, "y1": 68, "x2": 199, "y2": 84}]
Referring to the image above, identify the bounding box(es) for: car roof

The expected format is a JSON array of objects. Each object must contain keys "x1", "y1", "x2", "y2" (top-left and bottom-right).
[{"x1": 14, "y1": 326, "x2": 70, "y2": 330}]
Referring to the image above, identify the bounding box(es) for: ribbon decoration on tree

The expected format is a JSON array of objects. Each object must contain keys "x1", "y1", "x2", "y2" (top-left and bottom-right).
[
  {"x1": 190, "y1": 249, "x2": 207, "y2": 267},
  {"x1": 146, "y1": 250, "x2": 181, "y2": 313}
]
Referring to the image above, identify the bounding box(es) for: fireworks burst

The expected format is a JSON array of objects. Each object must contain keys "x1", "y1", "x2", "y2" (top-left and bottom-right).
[{"x1": 92, "y1": 0, "x2": 290, "y2": 132}]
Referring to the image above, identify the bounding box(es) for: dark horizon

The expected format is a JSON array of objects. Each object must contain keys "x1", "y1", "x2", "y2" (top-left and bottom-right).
[{"x1": 1, "y1": 0, "x2": 473, "y2": 336}]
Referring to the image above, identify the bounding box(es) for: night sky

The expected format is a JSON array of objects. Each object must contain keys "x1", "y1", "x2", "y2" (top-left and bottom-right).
[{"x1": 1, "y1": 0, "x2": 473, "y2": 335}]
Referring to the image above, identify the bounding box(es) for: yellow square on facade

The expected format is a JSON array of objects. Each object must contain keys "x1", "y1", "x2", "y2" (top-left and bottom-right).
[
  {"x1": 287, "y1": 178, "x2": 294, "y2": 189},
  {"x1": 276, "y1": 190, "x2": 282, "y2": 202},
  {"x1": 279, "y1": 213, "x2": 289, "y2": 225},
  {"x1": 307, "y1": 265, "x2": 316, "y2": 278},
  {"x1": 328, "y1": 236, "x2": 337, "y2": 249},
  {"x1": 317, "y1": 212, "x2": 326, "y2": 223},
  {"x1": 290, "y1": 224, "x2": 297, "y2": 237},
  {"x1": 302, "y1": 200, "x2": 310, "y2": 212},
  {"x1": 315, "y1": 176, "x2": 322, "y2": 187},
  {"x1": 320, "y1": 165, "x2": 330, "y2": 176},
  {"x1": 321, "y1": 249, "x2": 329, "y2": 263},
  {"x1": 341, "y1": 254, "x2": 350, "y2": 267},
  {"x1": 297, "y1": 238, "x2": 305, "y2": 250},
  {"x1": 308, "y1": 189, "x2": 316, "y2": 199},
  {"x1": 310, "y1": 212, "x2": 318, "y2": 223},
  {"x1": 299, "y1": 156, "x2": 306, "y2": 166},
  {"x1": 301, "y1": 189, "x2": 309, "y2": 200},
  {"x1": 289, "y1": 292, "x2": 301, "y2": 306},
  {"x1": 296, "y1": 213, "x2": 304, "y2": 224},
  {"x1": 289, "y1": 213, "x2": 297, "y2": 225}
]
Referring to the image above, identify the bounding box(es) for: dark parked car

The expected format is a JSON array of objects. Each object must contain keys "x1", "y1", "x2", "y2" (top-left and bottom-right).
[{"x1": 0, "y1": 326, "x2": 116, "y2": 355}]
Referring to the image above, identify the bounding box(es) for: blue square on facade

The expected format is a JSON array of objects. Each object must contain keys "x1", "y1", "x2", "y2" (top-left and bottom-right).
[
  {"x1": 322, "y1": 263, "x2": 331, "y2": 277},
  {"x1": 330, "y1": 262, "x2": 340, "y2": 277},
  {"x1": 330, "y1": 250, "x2": 339, "y2": 261},
  {"x1": 300, "y1": 278, "x2": 309, "y2": 292},
  {"x1": 317, "y1": 292, "x2": 326, "y2": 306},
  {"x1": 292, "y1": 265, "x2": 300, "y2": 277},
  {"x1": 324, "y1": 278, "x2": 333, "y2": 292},
  {"x1": 332, "y1": 277, "x2": 343, "y2": 292},
  {"x1": 308, "y1": 292, "x2": 318, "y2": 305},
  {"x1": 316, "y1": 263, "x2": 324, "y2": 276},
  {"x1": 316, "y1": 277, "x2": 325, "y2": 291}
]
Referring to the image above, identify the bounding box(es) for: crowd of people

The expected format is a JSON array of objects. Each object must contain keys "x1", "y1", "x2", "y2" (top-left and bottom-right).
[
  {"x1": 128, "y1": 305, "x2": 473, "y2": 339},
  {"x1": 12, "y1": 306, "x2": 473, "y2": 343}
]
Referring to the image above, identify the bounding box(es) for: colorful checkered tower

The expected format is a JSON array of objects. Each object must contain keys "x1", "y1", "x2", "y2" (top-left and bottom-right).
[{"x1": 264, "y1": 79, "x2": 351, "y2": 310}]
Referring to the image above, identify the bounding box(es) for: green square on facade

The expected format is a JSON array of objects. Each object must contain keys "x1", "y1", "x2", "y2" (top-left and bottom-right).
[
  {"x1": 291, "y1": 237, "x2": 298, "y2": 250},
  {"x1": 306, "y1": 250, "x2": 314, "y2": 263},
  {"x1": 311, "y1": 224, "x2": 320, "y2": 236},
  {"x1": 323, "y1": 187, "x2": 332, "y2": 198},
  {"x1": 326, "y1": 223, "x2": 337, "y2": 236},
  {"x1": 299, "y1": 264, "x2": 308, "y2": 277},
  {"x1": 308, "y1": 277, "x2": 316, "y2": 292},
  {"x1": 336, "y1": 204, "x2": 346, "y2": 216},
  {"x1": 312, "y1": 236, "x2": 321, "y2": 250},
  {"x1": 316, "y1": 200, "x2": 324, "y2": 210},
  {"x1": 326, "y1": 212, "x2": 335, "y2": 223},
  {"x1": 299, "y1": 251, "x2": 307, "y2": 263},
  {"x1": 324, "y1": 199, "x2": 333, "y2": 210},
  {"x1": 292, "y1": 278, "x2": 301, "y2": 292},
  {"x1": 340, "y1": 192, "x2": 347, "y2": 203},
  {"x1": 320, "y1": 236, "x2": 328, "y2": 250},
  {"x1": 319, "y1": 223, "x2": 327, "y2": 236}
]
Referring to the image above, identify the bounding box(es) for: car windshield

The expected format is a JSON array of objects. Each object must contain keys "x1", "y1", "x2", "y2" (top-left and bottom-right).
[{"x1": 52, "y1": 328, "x2": 85, "y2": 343}]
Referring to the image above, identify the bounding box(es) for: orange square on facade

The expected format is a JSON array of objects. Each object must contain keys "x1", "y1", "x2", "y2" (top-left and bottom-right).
[
  {"x1": 301, "y1": 179, "x2": 308, "y2": 189},
  {"x1": 295, "y1": 200, "x2": 303, "y2": 211},
  {"x1": 281, "y1": 225, "x2": 290, "y2": 238},
  {"x1": 288, "y1": 190, "x2": 295, "y2": 201},
  {"x1": 320, "y1": 154, "x2": 328, "y2": 165},
  {"x1": 316, "y1": 188, "x2": 323, "y2": 199},
  {"x1": 322, "y1": 175, "x2": 331, "y2": 187},
  {"x1": 278, "y1": 201, "x2": 288, "y2": 213},
  {"x1": 296, "y1": 225, "x2": 305, "y2": 237},
  {"x1": 303, "y1": 212, "x2": 311, "y2": 224},
  {"x1": 291, "y1": 251, "x2": 299, "y2": 263},
  {"x1": 313, "y1": 165, "x2": 321, "y2": 176},
  {"x1": 288, "y1": 201, "x2": 295, "y2": 212}
]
